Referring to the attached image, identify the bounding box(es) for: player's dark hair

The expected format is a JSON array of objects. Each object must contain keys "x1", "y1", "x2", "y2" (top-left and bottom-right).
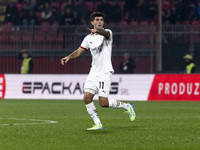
[{"x1": 90, "y1": 12, "x2": 104, "y2": 21}]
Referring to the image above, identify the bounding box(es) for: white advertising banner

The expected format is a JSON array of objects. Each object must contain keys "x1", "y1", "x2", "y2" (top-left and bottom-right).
[
  {"x1": 3, "y1": 74, "x2": 154, "y2": 101},
  {"x1": 5, "y1": 74, "x2": 87, "y2": 100}
]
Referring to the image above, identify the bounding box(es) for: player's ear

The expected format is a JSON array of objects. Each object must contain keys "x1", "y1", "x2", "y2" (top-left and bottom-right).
[{"x1": 91, "y1": 21, "x2": 94, "y2": 25}]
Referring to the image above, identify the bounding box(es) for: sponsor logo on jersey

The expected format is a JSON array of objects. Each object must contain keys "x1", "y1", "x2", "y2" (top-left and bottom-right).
[{"x1": 91, "y1": 44, "x2": 103, "y2": 53}]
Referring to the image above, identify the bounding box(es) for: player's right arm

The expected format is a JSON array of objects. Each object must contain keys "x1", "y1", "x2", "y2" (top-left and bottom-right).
[{"x1": 60, "y1": 47, "x2": 85, "y2": 65}]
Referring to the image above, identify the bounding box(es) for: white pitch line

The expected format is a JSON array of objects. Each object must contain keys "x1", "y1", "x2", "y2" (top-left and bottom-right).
[{"x1": 0, "y1": 118, "x2": 58, "y2": 126}]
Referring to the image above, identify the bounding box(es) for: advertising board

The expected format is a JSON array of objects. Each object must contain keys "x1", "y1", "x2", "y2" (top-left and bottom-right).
[{"x1": 2, "y1": 74, "x2": 200, "y2": 101}]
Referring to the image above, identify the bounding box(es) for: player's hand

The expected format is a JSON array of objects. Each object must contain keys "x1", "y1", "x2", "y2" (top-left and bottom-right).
[
  {"x1": 88, "y1": 28, "x2": 97, "y2": 34},
  {"x1": 60, "y1": 56, "x2": 70, "y2": 65}
]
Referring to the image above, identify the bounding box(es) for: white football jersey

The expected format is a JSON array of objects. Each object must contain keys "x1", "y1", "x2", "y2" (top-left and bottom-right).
[{"x1": 80, "y1": 29, "x2": 114, "y2": 77}]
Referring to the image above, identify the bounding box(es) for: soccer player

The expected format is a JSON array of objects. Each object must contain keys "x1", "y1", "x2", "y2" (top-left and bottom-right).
[{"x1": 61, "y1": 12, "x2": 136, "y2": 130}]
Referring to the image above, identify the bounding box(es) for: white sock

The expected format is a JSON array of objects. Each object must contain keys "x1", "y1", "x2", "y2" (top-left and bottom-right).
[
  {"x1": 108, "y1": 99, "x2": 129, "y2": 110},
  {"x1": 86, "y1": 102, "x2": 102, "y2": 125}
]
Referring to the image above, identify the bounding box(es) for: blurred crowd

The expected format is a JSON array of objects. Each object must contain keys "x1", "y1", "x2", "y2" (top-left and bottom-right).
[{"x1": 4, "y1": 0, "x2": 200, "y2": 27}]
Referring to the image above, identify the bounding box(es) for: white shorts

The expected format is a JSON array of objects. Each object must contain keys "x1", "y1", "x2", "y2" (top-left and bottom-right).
[{"x1": 84, "y1": 72, "x2": 112, "y2": 97}]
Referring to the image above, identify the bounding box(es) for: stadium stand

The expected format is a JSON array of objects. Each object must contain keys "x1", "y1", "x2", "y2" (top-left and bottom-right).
[
  {"x1": 1, "y1": 0, "x2": 200, "y2": 74},
  {"x1": 3, "y1": 0, "x2": 199, "y2": 26}
]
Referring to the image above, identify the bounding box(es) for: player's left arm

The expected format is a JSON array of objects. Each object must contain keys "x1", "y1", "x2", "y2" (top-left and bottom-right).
[
  {"x1": 88, "y1": 28, "x2": 110, "y2": 39},
  {"x1": 96, "y1": 28, "x2": 110, "y2": 39}
]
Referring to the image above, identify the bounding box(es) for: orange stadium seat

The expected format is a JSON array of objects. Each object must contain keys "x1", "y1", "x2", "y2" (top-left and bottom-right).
[
  {"x1": 183, "y1": 20, "x2": 190, "y2": 25},
  {"x1": 51, "y1": 21, "x2": 58, "y2": 33},
  {"x1": 0, "y1": 34, "x2": 9, "y2": 42},
  {"x1": 119, "y1": 20, "x2": 128, "y2": 25},
  {"x1": 129, "y1": 21, "x2": 138, "y2": 25},
  {"x1": 33, "y1": 30, "x2": 45, "y2": 47},
  {"x1": 46, "y1": 33, "x2": 57, "y2": 42},
  {"x1": 10, "y1": 32, "x2": 20, "y2": 43},
  {"x1": 192, "y1": 20, "x2": 200, "y2": 25},
  {"x1": 139, "y1": 21, "x2": 149, "y2": 31},
  {"x1": 4, "y1": 22, "x2": 13, "y2": 32},
  {"x1": 40, "y1": 22, "x2": 50, "y2": 32},
  {"x1": 22, "y1": 30, "x2": 32, "y2": 42}
]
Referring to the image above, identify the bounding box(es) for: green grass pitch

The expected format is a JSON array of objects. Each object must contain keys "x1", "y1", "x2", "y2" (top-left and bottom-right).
[{"x1": 0, "y1": 100, "x2": 200, "y2": 150}]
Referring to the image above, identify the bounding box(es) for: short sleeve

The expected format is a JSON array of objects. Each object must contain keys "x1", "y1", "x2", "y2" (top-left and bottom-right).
[{"x1": 80, "y1": 35, "x2": 89, "y2": 50}]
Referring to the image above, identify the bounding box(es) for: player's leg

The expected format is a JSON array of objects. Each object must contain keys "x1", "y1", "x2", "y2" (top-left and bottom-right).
[
  {"x1": 84, "y1": 92, "x2": 103, "y2": 130},
  {"x1": 98, "y1": 73, "x2": 130, "y2": 110},
  {"x1": 98, "y1": 96, "x2": 136, "y2": 121},
  {"x1": 84, "y1": 92, "x2": 102, "y2": 125},
  {"x1": 99, "y1": 96, "x2": 128, "y2": 110},
  {"x1": 84, "y1": 78, "x2": 103, "y2": 130},
  {"x1": 98, "y1": 72, "x2": 136, "y2": 121},
  {"x1": 108, "y1": 98, "x2": 136, "y2": 121}
]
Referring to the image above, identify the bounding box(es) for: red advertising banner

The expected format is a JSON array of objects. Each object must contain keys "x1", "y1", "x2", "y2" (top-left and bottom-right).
[
  {"x1": 0, "y1": 74, "x2": 6, "y2": 99},
  {"x1": 148, "y1": 74, "x2": 200, "y2": 101}
]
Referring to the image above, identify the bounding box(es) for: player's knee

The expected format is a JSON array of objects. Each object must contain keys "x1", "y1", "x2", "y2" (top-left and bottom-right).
[
  {"x1": 84, "y1": 97, "x2": 92, "y2": 104},
  {"x1": 83, "y1": 92, "x2": 93, "y2": 104}
]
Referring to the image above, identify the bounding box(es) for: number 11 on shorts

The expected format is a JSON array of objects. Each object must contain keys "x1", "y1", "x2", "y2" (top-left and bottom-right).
[{"x1": 99, "y1": 82, "x2": 104, "y2": 89}]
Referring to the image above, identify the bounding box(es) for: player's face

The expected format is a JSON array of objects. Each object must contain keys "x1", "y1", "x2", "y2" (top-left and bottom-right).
[{"x1": 91, "y1": 16, "x2": 104, "y2": 29}]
